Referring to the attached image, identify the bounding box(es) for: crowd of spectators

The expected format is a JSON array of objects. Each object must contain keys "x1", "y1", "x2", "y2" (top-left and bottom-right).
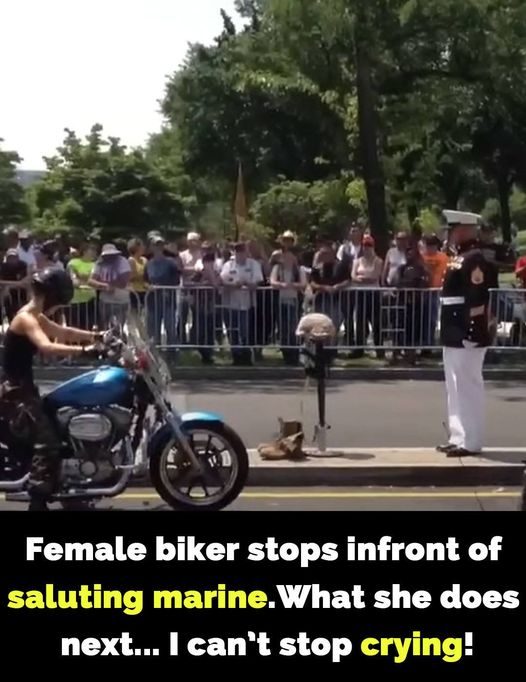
[{"x1": 0, "y1": 220, "x2": 519, "y2": 366}]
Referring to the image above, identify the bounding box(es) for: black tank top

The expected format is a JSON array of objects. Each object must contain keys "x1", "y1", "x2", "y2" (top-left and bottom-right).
[{"x1": 2, "y1": 328, "x2": 38, "y2": 385}]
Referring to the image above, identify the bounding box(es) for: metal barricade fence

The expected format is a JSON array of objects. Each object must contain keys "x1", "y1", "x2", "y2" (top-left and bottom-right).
[{"x1": 1, "y1": 286, "x2": 526, "y2": 357}]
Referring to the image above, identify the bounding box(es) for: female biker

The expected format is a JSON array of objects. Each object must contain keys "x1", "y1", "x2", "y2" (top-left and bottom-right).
[{"x1": 0, "y1": 267, "x2": 102, "y2": 511}]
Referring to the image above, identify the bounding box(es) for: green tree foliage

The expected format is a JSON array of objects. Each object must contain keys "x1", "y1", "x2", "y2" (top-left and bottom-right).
[
  {"x1": 0, "y1": 140, "x2": 29, "y2": 228},
  {"x1": 22, "y1": 1, "x2": 526, "y2": 246},
  {"x1": 160, "y1": 6, "x2": 350, "y2": 193},
  {"x1": 389, "y1": 0, "x2": 526, "y2": 241},
  {"x1": 252, "y1": 178, "x2": 351, "y2": 241},
  {"x1": 31, "y1": 125, "x2": 185, "y2": 240},
  {"x1": 483, "y1": 188, "x2": 526, "y2": 234}
]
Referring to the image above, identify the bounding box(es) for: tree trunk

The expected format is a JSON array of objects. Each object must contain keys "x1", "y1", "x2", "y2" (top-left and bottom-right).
[
  {"x1": 407, "y1": 204, "x2": 418, "y2": 227},
  {"x1": 497, "y1": 171, "x2": 512, "y2": 244},
  {"x1": 355, "y1": 30, "x2": 389, "y2": 257},
  {"x1": 437, "y1": 165, "x2": 462, "y2": 209}
]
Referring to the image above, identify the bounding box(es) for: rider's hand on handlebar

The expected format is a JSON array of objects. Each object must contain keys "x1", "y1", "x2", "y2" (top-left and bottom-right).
[{"x1": 81, "y1": 343, "x2": 105, "y2": 359}]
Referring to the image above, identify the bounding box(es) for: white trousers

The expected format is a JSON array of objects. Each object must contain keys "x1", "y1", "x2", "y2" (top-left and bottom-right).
[{"x1": 443, "y1": 346, "x2": 487, "y2": 452}]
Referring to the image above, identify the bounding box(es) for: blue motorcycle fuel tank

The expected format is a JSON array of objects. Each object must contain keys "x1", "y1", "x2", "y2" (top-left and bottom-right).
[{"x1": 44, "y1": 366, "x2": 134, "y2": 409}]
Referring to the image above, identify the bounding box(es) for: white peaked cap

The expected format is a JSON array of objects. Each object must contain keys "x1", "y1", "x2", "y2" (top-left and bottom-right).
[{"x1": 442, "y1": 210, "x2": 482, "y2": 226}]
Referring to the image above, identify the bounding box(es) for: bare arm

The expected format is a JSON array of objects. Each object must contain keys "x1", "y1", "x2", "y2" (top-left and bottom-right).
[
  {"x1": 310, "y1": 278, "x2": 324, "y2": 292},
  {"x1": 12, "y1": 313, "x2": 88, "y2": 357},
  {"x1": 88, "y1": 274, "x2": 110, "y2": 291},
  {"x1": 374, "y1": 257, "x2": 384, "y2": 283},
  {"x1": 292, "y1": 269, "x2": 308, "y2": 291},
  {"x1": 270, "y1": 265, "x2": 285, "y2": 289},
  {"x1": 39, "y1": 315, "x2": 98, "y2": 344},
  {"x1": 351, "y1": 258, "x2": 361, "y2": 283},
  {"x1": 381, "y1": 256, "x2": 390, "y2": 286}
]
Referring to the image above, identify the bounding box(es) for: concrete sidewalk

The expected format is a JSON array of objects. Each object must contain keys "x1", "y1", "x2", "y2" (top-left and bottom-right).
[
  {"x1": 131, "y1": 447, "x2": 525, "y2": 487},
  {"x1": 244, "y1": 448, "x2": 525, "y2": 487}
]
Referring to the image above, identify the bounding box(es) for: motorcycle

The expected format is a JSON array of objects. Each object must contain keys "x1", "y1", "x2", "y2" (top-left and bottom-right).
[{"x1": 0, "y1": 314, "x2": 249, "y2": 511}]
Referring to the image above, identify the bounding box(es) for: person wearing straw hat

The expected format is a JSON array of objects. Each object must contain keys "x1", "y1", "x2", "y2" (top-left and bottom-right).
[
  {"x1": 88, "y1": 243, "x2": 131, "y2": 328},
  {"x1": 436, "y1": 210, "x2": 499, "y2": 457},
  {"x1": 270, "y1": 230, "x2": 297, "y2": 263}
]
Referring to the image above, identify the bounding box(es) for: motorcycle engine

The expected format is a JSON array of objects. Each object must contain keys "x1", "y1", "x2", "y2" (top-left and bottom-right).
[{"x1": 56, "y1": 406, "x2": 133, "y2": 484}]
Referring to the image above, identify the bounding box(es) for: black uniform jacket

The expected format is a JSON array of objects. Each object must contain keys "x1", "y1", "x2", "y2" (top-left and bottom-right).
[{"x1": 440, "y1": 240, "x2": 499, "y2": 348}]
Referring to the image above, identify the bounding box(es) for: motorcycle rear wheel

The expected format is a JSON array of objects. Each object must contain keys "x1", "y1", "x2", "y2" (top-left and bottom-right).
[{"x1": 150, "y1": 421, "x2": 249, "y2": 511}]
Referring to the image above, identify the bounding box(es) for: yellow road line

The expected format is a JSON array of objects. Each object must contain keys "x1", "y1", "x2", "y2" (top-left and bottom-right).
[
  {"x1": 116, "y1": 491, "x2": 520, "y2": 500},
  {"x1": 1, "y1": 492, "x2": 520, "y2": 503}
]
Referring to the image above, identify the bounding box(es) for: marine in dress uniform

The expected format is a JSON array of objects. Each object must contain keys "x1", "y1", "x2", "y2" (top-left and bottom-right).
[{"x1": 437, "y1": 210, "x2": 499, "y2": 457}]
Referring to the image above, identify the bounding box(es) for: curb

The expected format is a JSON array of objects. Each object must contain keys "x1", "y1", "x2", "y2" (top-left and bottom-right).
[
  {"x1": 129, "y1": 446, "x2": 525, "y2": 487},
  {"x1": 130, "y1": 464, "x2": 524, "y2": 488},
  {"x1": 244, "y1": 463, "x2": 525, "y2": 487},
  {"x1": 35, "y1": 366, "x2": 526, "y2": 383}
]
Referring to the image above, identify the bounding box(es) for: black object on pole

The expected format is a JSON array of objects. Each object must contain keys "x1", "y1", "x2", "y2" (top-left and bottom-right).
[
  {"x1": 300, "y1": 339, "x2": 330, "y2": 452},
  {"x1": 315, "y1": 340, "x2": 326, "y2": 429},
  {"x1": 297, "y1": 313, "x2": 335, "y2": 453}
]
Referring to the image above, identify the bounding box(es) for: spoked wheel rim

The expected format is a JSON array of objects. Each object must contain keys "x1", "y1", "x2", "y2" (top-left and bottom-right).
[{"x1": 159, "y1": 429, "x2": 239, "y2": 507}]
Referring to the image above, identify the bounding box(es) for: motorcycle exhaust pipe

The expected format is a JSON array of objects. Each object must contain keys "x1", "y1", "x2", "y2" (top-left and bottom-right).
[
  {"x1": 6, "y1": 439, "x2": 135, "y2": 503},
  {"x1": 0, "y1": 473, "x2": 30, "y2": 491},
  {"x1": 6, "y1": 470, "x2": 133, "y2": 503}
]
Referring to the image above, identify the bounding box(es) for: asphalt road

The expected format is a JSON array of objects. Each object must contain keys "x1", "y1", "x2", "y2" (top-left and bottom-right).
[
  {"x1": 0, "y1": 488, "x2": 521, "y2": 511},
  {"x1": 40, "y1": 379, "x2": 526, "y2": 449}
]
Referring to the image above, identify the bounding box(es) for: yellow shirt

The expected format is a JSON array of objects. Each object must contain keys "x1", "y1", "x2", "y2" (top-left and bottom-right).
[{"x1": 130, "y1": 256, "x2": 147, "y2": 292}]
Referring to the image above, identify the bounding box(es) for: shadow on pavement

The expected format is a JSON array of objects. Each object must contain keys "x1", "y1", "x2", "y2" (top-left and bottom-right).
[
  {"x1": 478, "y1": 452, "x2": 525, "y2": 464},
  {"x1": 304, "y1": 452, "x2": 376, "y2": 462}
]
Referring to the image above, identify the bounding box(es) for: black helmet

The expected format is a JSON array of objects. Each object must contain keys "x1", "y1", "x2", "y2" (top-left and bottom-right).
[{"x1": 32, "y1": 267, "x2": 74, "y2": 310}]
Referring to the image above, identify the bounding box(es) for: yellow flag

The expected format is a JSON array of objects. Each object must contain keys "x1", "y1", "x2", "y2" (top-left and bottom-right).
[{"x1": 234, "y1": 161, "x2": 248, "y2": 239}]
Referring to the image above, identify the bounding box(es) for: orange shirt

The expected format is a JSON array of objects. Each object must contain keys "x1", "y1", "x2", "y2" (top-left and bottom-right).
[{"x1": 423, "y1": 252, "x2": 449, "y2": 288}]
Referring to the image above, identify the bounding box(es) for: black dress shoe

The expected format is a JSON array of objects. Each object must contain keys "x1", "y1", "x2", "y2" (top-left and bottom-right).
[
  {"x1": 446, "y1": 448, "x2": 481, "y2": 458},
  {"x1": 436, "y1": 444, "x2": 456, "y2": 453}
]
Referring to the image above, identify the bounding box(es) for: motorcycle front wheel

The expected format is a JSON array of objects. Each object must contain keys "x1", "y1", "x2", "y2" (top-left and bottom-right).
[{"x1": 150, "y1": 421, "x2": 249, "y2": 511}]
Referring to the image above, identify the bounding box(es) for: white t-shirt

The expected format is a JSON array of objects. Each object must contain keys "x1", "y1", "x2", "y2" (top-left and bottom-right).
[
  {"x1": 195, "y1": 257, "x2": 223, "y2": 273},
  {"x1": 180, "y1": 249, "x2": 202, "y2": 281},
  {"x1": 271, "y1": 264, "x2": 307, "y2": 304},
  {"x1": 220, "y1": 258, "x2": 263, "y2": 311},
  {"x1": 17, "y1": 244, "x2": 37, "y2": 270},
  {"x1": 337, "y1": 242, "x2": 362, "y2": 262},
  {"x1": 385, "y1": 247, "x2": 406, "y2": 285},
  {"x1": 93, "y1": 256, "x2": 131, "y2": 304}
]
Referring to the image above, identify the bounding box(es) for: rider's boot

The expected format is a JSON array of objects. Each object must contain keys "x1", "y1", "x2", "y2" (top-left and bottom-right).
[
  {"x1": 28, "y1": 496, "x2": 49, "y2": 512},
  {"x1": 26, "y1": 447, "x2": 60, "y2": 512}
]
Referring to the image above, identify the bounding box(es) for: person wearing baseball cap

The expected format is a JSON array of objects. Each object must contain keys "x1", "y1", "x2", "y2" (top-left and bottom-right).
[
  {"x1": 437, "y1": 210, "x2": 499, "y2": 457},
  {"x1": 179, "y1": 232, "x2": 202, "y2": 343}
]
